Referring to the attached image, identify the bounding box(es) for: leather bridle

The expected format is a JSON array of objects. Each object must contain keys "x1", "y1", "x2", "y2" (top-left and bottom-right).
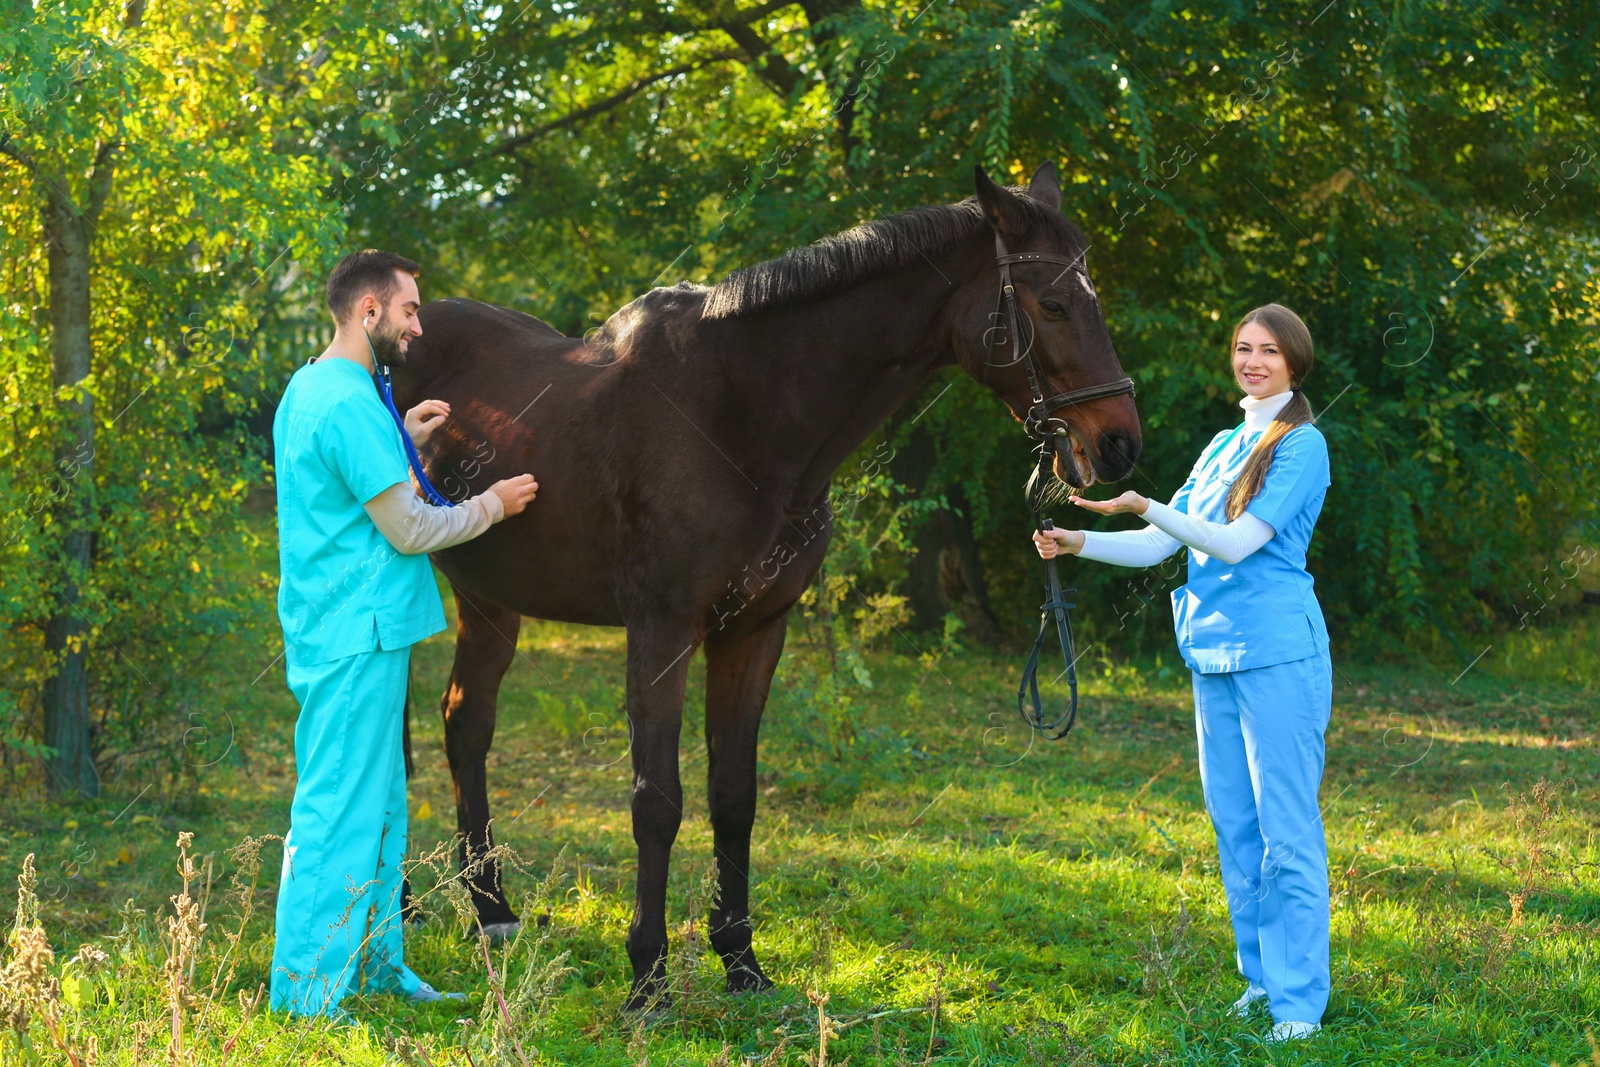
[
  {"x1": 988, "y1": 232, "x2": 1136, "y2": 742},
  {"x1": 990, "y1": 232, "x2": 1136, "y2": 443}
]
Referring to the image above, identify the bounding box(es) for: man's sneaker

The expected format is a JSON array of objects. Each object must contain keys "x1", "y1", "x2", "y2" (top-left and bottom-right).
[
  {"x1": 1227, "y1": 983, "x2": 1268, "y2": 1018},
  {"x1": 408, "y1": 981, "x2": 467, "y2": 1003},
  {"x1": 1267, "y1": 1021, "x2": 1321, "y2": 1042}
]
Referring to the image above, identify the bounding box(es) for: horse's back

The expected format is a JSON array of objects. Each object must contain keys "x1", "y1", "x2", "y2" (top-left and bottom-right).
[
  {"x1": 418, "y1": 296, "x2": 572, "y2": 354},
  {"x1": 408, "y1": 295, "x2": 600, "y2": 411}
]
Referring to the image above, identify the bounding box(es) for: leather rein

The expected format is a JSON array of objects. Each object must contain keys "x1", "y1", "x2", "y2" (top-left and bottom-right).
[{"x1": 989, "y1": 233, "x2": 1135, "y2": 741}]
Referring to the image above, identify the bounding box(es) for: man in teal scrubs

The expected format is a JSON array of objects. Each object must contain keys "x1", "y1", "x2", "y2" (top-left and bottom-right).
[{"x1": 269, "y1": 250, "x2": 537, "y2": 1018}]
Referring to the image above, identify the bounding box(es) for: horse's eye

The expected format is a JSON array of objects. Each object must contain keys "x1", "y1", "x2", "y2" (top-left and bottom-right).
[{"x1": 1038, "y1": 299, "x2": 1066, "y2": 317}]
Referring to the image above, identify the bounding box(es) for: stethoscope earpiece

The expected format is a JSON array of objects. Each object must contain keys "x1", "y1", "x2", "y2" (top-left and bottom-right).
[{"x1": 361, "y1": 311, "x2": 384, "y2": 375}]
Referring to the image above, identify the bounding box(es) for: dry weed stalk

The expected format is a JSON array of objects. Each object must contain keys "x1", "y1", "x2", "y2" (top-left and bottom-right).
[
  {"x1": 196, "y1": 834, "x2": 276, "y2": 1036},
  {"x1": 0, "y1": 855, "x2": 91, "y2": 1066},
  {"x1": 216, "y1": 984, "x2": 264, "y2": 1066},
  {"x1": 163, "y1": 832, "x2": 208, "y2": 1064},
  {"x1": 804, "y1": 989, "x2": 839, "y2": 1067},
  {"x1": 1473, "y1": 778, "x2": 1569, "y2": 980},
  {"x1": 456, "y1": 849, "x2": 574, "y2": 1066},
  {"x1": 1132, "y1": 904, "x2": 1194, "y2": 1017},
  {"x1": 1498, "y1": 778, "x2": 1566, "y2": 926}
]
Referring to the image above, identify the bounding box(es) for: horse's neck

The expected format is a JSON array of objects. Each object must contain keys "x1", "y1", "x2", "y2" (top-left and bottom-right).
[{"x1": 706, "y1": 254, "x2": 974, "y2": 506}]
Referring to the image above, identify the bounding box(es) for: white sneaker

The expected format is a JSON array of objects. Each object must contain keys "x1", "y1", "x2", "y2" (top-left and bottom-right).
[
  {"x1": 408, "y1": 981, "x2": 467, "y2": 1003},
  {"x1": 1227, "y1": 983, "x2": 1267, "y2": 1017},
  {"x1": 1267, "y1": 1021, "x2": 1322, "y2": 1042}
]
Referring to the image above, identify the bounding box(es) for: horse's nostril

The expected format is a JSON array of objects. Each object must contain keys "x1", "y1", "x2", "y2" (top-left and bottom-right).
[{"x1": 1100, "y1": 429, "x2": 1142, "y2": 470}]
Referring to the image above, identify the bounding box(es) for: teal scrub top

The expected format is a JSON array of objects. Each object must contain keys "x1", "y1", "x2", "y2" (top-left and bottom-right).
[
  {"x1": 1168, "y1": 418, "x2": 1332, "y2": 674},
  {"x1": 273, "y1": 356, "x2": 447, "y2": 666}
]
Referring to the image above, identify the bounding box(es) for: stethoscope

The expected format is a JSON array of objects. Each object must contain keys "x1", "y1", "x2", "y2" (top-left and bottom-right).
[{"x1": 364, "y1": 309, "x2": 455, "y2": 508}]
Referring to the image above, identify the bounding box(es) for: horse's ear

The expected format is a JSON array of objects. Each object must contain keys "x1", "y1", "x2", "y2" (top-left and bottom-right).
[
  {"x1": 974, "y1": 165, "x2": 1029, "y2": 240},
  {"x1": 1026, "y1": 160, "x2": 1061, "y2": 212}
]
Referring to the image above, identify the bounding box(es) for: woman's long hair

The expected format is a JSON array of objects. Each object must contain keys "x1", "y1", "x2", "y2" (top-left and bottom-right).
[{"x1": 1225, "y1": 304, "x2": 1315, "y2": 520}]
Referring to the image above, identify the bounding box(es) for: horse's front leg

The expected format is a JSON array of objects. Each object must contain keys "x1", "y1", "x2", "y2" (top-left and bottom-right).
[
  {"x1": 623, "y1": 617, "x2": 697, "y2": 1011},
  {"x1": 702, "y1": 611, "x2": 787, "y2": 993}
]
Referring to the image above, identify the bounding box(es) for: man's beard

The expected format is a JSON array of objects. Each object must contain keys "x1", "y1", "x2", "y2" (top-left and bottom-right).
[{"x1": 367, "y1": 312, "x2": 409, "y2": 368}]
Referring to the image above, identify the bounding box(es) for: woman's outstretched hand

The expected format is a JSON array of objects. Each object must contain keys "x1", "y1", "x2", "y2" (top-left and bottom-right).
[
  {"x1": 1032, "y1": 527, "x2": 1085, "y2": 560},
  {"x1": 1069, "y1": 490, "x2": 1150, "y2": 516}
]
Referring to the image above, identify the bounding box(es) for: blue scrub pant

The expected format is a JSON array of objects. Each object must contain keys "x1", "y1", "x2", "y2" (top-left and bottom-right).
[
  {"x1": 270, "y1": 643, "x2": 423, "y2": 1016},
  {"x1": 1192, "y1": 649, "x2": 1333, "y2": 1025}
]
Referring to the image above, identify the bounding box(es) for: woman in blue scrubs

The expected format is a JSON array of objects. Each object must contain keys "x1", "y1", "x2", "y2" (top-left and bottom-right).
[{"x1": 1034, "y1": 303, "x2": 1333, "y2": 1043}]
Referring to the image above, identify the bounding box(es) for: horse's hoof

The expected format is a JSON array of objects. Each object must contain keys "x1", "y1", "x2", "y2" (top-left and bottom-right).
[
  {"x1": 725, "y1": 967, "x2": 776, "y2": 995},
  {"x1": 480, "y1": 921, "x2": 521, "y2": 942},
  {"x1": 622, "y1": 989, "x2": 672, "y2": 1017}
]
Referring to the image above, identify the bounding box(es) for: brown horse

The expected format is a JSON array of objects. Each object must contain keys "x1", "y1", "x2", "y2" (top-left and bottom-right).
[{"x1": 391, "y1": 161, "x2": 1142, "y2": 1008}]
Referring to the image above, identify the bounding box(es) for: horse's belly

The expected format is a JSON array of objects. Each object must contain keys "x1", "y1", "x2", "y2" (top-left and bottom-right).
[{"x1": 430, "y1": 517, "x2": 624, "y2": 627}]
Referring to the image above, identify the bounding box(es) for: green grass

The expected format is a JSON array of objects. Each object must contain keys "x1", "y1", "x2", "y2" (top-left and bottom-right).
[{"x1": 1, "y1": 536, "x2": 1597, "y2": 1064}]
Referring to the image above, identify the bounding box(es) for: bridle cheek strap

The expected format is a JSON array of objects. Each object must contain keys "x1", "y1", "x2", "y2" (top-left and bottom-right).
[
  {"x1": 991, "y1": 233, "x2": 1136, "y2": 443},
  {"x1": 990, "y1": 232, "x2": 1135, "y2": 742}
]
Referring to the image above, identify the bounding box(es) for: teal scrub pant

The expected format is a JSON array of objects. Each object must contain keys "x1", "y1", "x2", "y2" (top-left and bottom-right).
[
  {"x1": 1192, "y1": 649, "x2": 1333, "y2": 1025},
  {"x1": 270, "y1": 643, "x2": 423, "y2": 1016}
]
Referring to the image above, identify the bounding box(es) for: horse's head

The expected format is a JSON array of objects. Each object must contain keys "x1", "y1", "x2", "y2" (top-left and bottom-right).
[{"x1": 952, "y1": 161, "x2": 1142, "y2": 489}]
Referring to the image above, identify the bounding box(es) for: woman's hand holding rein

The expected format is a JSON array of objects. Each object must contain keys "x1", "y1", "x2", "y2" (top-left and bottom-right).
[
  {"x1": 1032, "y1": 526, "x2": 1085, "y2": 559},
  {"x1": 1031, "y1": 490, "x2": 1153, "y2": 559}
]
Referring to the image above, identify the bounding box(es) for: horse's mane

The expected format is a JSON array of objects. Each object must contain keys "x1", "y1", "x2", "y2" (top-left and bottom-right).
[{"x1": 700, "y1": 189, "x2": 1075, "y2": 320}]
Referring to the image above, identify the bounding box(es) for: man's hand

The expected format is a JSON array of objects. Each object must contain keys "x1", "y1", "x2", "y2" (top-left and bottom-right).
[
  {"x1": 1070, "y1": 490, "x2": 1150, "y2": 516},
  {"x1": 489, "y1": 474, "x2": 538, "y2": 517},
  {"x1": 404, "y1": 399, "x2": 451, "y2": 447}
]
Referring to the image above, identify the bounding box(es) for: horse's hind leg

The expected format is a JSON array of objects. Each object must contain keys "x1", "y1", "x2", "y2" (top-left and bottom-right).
[
  {"x1": 440, "y1": 588, "x2": 523, "y2": 935},
  {"x1": 702, "y1": 611, "x2": 787, "y2": 993}
]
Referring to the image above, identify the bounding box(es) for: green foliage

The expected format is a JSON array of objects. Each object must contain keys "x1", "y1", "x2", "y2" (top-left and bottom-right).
[
  {"x1": 0, "y1": 0, "x2": 348, "y2": 783},
  {"x1": 778, "y1": 440, "x2": 934, "y2": 805},
  {"x1": 844, "y1": 0, "x2": 1600, "y2": 651},
  {"x1": 289, "y1": 0, "x2": 1600, "y2": 654},
  {"x1": 3, "y1": 0, "x2": 1598, "y2": 771}
]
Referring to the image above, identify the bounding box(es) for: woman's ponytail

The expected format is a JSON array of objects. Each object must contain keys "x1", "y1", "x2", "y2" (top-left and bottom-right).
[{"x1": 1223, "y1": 304, "x2": 1316, "y2": 520}]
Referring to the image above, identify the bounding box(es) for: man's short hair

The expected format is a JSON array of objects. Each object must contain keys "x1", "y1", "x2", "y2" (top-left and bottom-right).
[{"x1": 326, "y1": 250, "x2": 421, "y2": 324}]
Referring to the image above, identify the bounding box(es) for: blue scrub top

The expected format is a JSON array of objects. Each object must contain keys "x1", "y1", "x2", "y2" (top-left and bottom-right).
[
  {"x1": 273, "y1": 356, "x2": 447, "y2": 666},
  {"x1": 1168, "y1": 419, "x2": 1332, "y2": 674}
]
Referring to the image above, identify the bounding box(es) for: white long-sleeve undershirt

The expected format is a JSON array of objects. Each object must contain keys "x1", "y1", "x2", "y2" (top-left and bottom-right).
[
  {"x1": 1075, "y1": 491, "x2": 1275, "y2": 568},
  {"x1": 1072, "y1": 388, "x2": 1292, "y2": 568},
  {"x1": 363, "y1": 481, "x2": 505, "y2": 555},
  {"x1": 1140, "y1": 499, "x2": 1275, "y2": 565},
  {"x1": 1077, "y1": 524, "x2": 1184, "y2": 568}
]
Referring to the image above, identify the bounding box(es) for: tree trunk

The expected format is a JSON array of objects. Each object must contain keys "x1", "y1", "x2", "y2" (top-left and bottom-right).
[
  {"x1": 891, "y1": 419, "x2": 942, "y2": 627},
  {"x1": 888, "y1": 412, "x2": 1003, "y2": 645},
  {"x1": 798, "y1": 0, "x2": 864, "y2": 163},
  {"x1": 934, "y1": 482, "x2": 1003, "y2": 645},
  {"x1": 40, "y1": 172, "x2": 105, "y2": 797}
]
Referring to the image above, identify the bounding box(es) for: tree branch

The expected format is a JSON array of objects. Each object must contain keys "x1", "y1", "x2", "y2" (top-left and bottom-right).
[
  {"x1": 563, "y1": 0, "x2": 798, "y2": 45},
  {"x1": 467, "y1": 59, "x2": 719, "y2": 166},
  {"x1": 720, "y1": 21, "x2": 802, "y2": 98},
  {"x1": 86, "y1": 139, "x2": 119, "y2": 225},
  {"x1": 705, "y1": 0, "x2": 801, "y2": 31},
  {"x1": 0, "y1": 133, "x2": 40, "y2": 176},
  {"x1": 797, "y1": 0, "x2": 865, "y2": 163}
]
